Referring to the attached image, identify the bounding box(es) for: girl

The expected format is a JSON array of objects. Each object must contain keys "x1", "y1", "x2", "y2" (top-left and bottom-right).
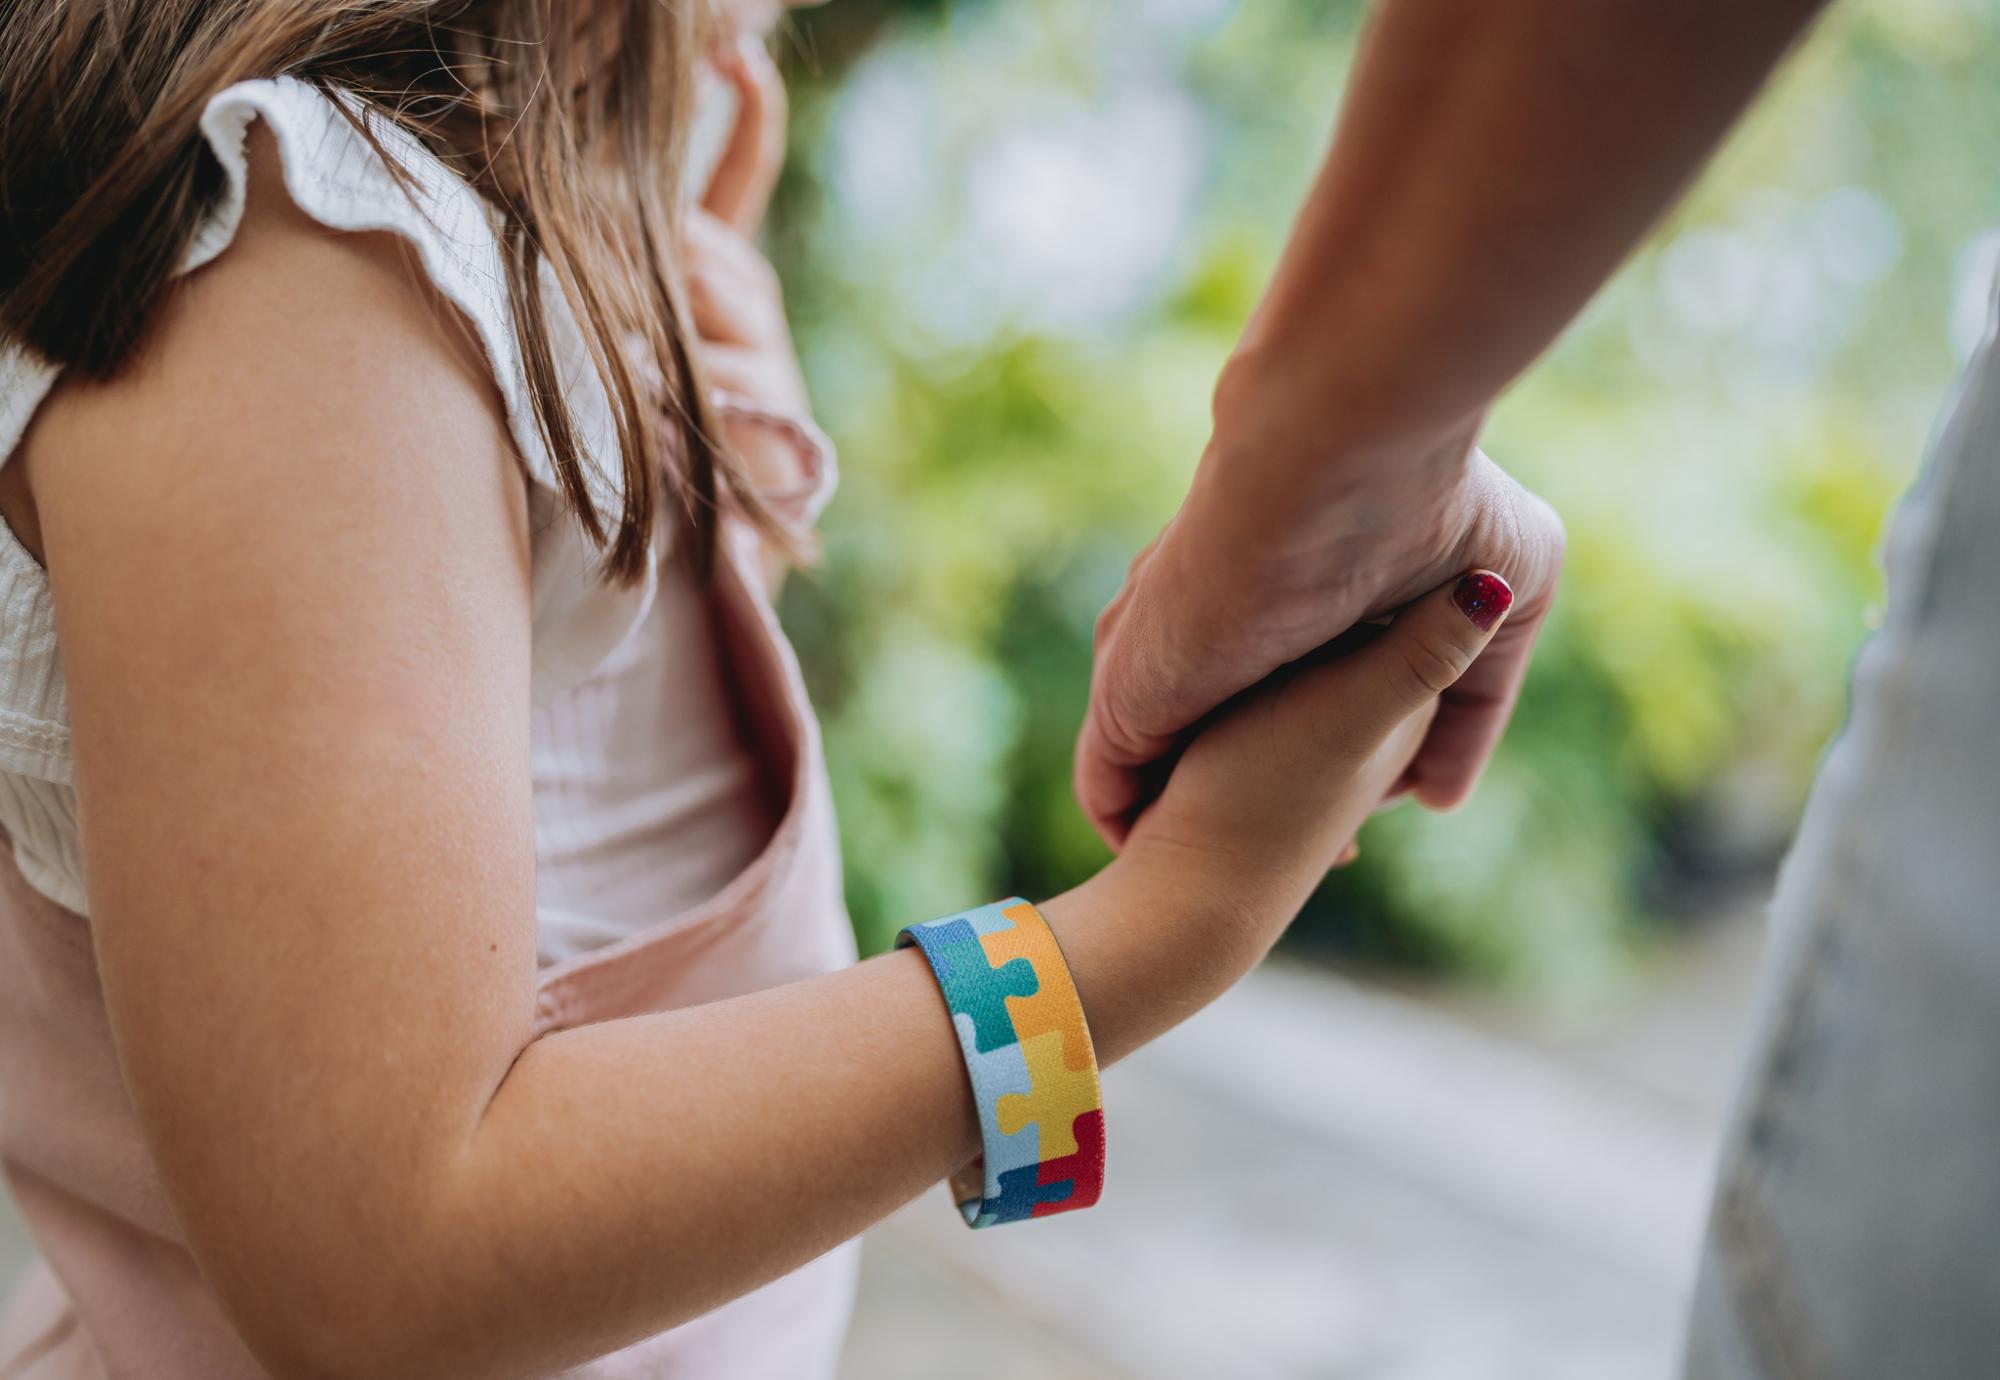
[{"x1": 0, "y1": 2, "x2": 1512, "y2": 1376}]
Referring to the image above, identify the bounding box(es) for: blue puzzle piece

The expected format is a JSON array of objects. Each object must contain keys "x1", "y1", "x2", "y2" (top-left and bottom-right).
[{"x1": 978, "y1": 1162, "x2": 1077, "y2": 1225}]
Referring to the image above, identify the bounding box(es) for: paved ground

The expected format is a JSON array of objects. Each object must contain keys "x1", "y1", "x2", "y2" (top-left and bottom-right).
[{"x1": 0, "y1": 915, "x2": 1768, "y2": 1379}]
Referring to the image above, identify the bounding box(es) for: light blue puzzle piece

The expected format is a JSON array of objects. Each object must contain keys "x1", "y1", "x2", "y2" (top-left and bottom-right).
[
  {"x1": 956, "y1": 900, "x2": 1022, "y2": 937},
  {"x1": 951, "y1": 1012, "x2": 1039, "y2": 1197}
]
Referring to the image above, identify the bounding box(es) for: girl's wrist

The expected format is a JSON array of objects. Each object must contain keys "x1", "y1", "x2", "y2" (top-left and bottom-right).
[{"x1": 1038, "y1": 844, "x2": 1293, "y2": 1069}]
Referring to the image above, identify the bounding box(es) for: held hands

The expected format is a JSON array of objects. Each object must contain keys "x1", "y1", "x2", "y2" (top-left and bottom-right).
[
  {"x1": 1049, "y1": 571, "x2": 1515, "y2": 1068},
  {"x1": 1078, "y1": 413, "x2": 1563, "y2": 847},
  {"x1": 1123, "y1": 571, "x2": 1514, "y2": 919}
]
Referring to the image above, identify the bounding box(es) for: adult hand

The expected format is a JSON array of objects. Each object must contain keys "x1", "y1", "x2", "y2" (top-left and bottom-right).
[
  {"x1": 1066, "y1": 0, "x2": 1833, "y2": 851},
  {"x1": 1076, "y1": 400, "x2": 1564, "y2": 849}
]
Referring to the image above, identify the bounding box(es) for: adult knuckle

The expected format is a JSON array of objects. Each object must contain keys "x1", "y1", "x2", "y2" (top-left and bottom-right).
[
  {"x1": 1092, "y1": 573, "x2": 1143, "y2": 648},
  {"x1": 1090, "y1": 670, "x2": 1157, "y2": 762},
  {"x1": 1490, "y1": 471, "x2": 1565, "y2": 591}
]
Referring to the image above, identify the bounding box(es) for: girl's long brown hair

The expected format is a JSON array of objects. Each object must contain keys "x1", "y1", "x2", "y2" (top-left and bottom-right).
[{"x1": 0, "y1": 0, "x2": 776, "y2": 583}]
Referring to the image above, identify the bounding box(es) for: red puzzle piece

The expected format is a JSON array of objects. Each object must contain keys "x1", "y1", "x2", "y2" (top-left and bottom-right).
[{"x1": 1031, "y1": 1107, "x2": 1105, "y2": 1217}]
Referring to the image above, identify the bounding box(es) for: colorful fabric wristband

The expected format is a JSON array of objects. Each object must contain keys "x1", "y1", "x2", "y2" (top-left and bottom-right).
[{"x1": 897, "y1": 897, "x2": 1106, "y2": 1228}]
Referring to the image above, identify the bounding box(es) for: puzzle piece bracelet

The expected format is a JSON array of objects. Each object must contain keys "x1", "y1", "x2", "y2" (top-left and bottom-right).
[{"x1": 898, "y1": 898, "x2": 1106, "y2": 1227}]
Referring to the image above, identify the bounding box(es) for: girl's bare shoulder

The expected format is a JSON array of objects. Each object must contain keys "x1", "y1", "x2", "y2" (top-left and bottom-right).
[{"x1": 22, "y1": 120, "x2": 513, "y2": 533}]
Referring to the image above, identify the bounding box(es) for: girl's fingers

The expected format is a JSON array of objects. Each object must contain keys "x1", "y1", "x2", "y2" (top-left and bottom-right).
[
  {"x1": 685, "y1": 206, "x2": 769, "y2": 284},
  {"x1": 695, "y1": 343, "x2": 756, "y2": 395},
  {"x1": 686, "y1": 261, "x2": 751, "y2": 346},
  {"x1": 701, "y1": 34, "x2": 788, "y2": 235},
  {"x1": 695, "y1": 338, "x2": 810, "y2": 414},
  {"x1": 685, "y1": 210, "x2": 783, "y2": 347},
  {"x1": 1287, "y1": 570, "x2": 1515, "y2": 771},
  {"x1": 696, "y1": 343, "x2": 781, "y2": 398},
  {"x1": 688, "y1": 210, "x2": 780, "y2": 300}
]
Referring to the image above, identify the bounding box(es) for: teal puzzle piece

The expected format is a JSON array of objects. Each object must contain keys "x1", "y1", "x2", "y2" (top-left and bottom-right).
[{"x1": 912, "y1": 916, "x2": 1038, "y2": 1053}]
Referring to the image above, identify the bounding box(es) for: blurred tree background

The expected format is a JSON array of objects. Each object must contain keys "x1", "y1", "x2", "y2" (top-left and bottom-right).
[{"x1": 759, "y1": 0, "x2": 2000, "y2": 994}]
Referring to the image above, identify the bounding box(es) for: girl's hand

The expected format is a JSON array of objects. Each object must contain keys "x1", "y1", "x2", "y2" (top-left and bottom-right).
[
  {"x1": 1126, "y1": 570, "x2": 1515, "y2": 913},
  {"x1": 692, "y1": 38, "x2": 811, "y2": 475},
  {"x1": 701, "y1": 34, "x2": 787, "y2": 238},
  {"x1": 686, "y1": 206, "x2": 807, "y2": 418}
]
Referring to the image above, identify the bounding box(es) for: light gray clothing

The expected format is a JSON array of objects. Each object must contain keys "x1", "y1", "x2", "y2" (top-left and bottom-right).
[{"x1": 1683, "y1": 275, "x2": 2000, "y2": 1376}]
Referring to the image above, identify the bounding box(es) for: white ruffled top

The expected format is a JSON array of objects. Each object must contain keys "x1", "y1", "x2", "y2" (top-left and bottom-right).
[{"x1": 0, "y1": 77, "x2": 829, "y2": 946}]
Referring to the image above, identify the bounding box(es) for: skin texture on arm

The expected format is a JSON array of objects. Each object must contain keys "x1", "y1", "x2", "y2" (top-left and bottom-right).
[
  {"x1": 1234, "y1": 0, "x2": 1835, "y2": 445},
  {"x1": 1079, "y1": 0, "x2": 1834, "y2": 841},
  {"x1": 21, "y1": 127, "x2": 1509, "y2": 1380}
]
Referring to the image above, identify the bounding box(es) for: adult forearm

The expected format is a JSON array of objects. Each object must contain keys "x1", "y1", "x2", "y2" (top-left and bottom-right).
[{"x1": 1222, "y1": 0, "x2": 1831, "y2": 485}]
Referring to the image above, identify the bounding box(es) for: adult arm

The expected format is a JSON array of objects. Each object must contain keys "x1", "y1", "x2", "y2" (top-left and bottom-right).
[{"x1": 1078, "y1": 0, "x2": 1834, "y2": 842}]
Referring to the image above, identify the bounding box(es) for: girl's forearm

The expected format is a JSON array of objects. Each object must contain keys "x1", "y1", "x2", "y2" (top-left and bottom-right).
[
  {"x1": 252, "y1": 850, "x2": 1287, "y2": 1380},
  {"x1": 436, "y1": 938, "x2": 982, "y2": 1379}
]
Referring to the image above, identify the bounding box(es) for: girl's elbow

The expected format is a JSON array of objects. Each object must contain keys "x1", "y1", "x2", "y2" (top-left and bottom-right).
[{"x1": 204, "y1": 1228, "x2": 468, "y2": 1380}]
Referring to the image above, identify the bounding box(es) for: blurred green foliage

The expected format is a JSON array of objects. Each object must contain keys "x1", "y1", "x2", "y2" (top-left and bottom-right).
[{"x1": 766, "y1": 0, "x2": 2000, "y2": 990}]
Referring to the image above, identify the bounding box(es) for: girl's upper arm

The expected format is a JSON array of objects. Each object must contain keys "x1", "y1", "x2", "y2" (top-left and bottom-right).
[{"x1": 24, "y1": 126, "x2": 542, "y2": 1332}]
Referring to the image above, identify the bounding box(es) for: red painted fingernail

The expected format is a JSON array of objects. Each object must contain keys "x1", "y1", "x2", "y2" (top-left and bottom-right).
[{"x1": 1451, "y1": 571, "x2": 1513, "y2": 630}]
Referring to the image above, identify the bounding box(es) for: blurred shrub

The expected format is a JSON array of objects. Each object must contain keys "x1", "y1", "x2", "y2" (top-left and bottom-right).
[{"x1": 769, "y1": 0, "x2": 2000, "y2": 989}]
